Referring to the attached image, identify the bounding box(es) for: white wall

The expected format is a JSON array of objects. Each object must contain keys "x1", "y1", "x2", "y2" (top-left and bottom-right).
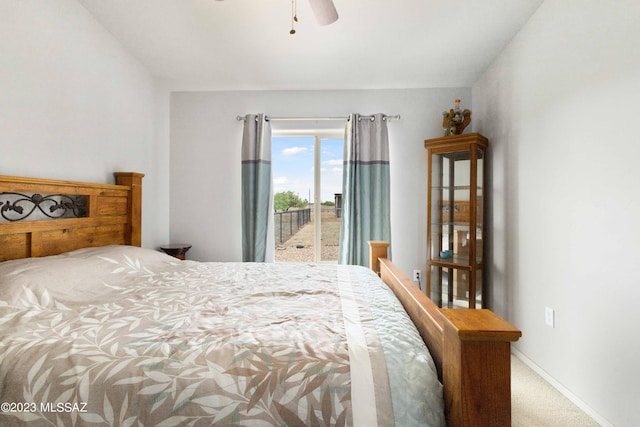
[
  {"x1": 0, "y1": 0, "x2": 170, "y2": 249},
  {"x1": 473, "y1": 0, "x2": 640, "y2": 425},
  {"x1": 170, "y1": 88, "x2": 471, "y2": 277}
]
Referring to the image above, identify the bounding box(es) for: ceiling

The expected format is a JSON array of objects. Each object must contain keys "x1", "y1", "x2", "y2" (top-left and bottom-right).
[{"x1": 77, "y1": 0, "x2": 544, "y2": 91}]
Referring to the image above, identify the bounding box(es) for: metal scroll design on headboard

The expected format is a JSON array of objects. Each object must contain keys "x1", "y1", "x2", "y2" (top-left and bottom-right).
[{"x1": 0, "y1": 193, "x2": 88, "y2": 222}]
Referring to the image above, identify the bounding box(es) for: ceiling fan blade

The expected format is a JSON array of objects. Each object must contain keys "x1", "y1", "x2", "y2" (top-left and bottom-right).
[{"x1": 308, "y1": 0, "x2": 338, "y2": 25}]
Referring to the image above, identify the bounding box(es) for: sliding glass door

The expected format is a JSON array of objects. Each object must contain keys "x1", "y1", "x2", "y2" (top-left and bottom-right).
[{"x1": 272, "y1": 135, "x2": 343, "y2": 263}]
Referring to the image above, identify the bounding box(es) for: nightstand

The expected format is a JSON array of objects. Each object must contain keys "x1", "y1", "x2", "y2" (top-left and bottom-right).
[{"x1": 160, "y1": 243, "x2": 192, "y2": 260}]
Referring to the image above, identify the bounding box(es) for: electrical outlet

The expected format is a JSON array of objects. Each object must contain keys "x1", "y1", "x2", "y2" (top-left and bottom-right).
[
  {"x1": 545, "y1": 306, "x2": 555, "y2": 328},
  {"x1": 413, "y1": 269, "x2": 421, "y2": 282}
]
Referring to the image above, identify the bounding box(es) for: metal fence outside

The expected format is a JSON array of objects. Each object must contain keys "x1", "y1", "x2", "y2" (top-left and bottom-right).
[{"x1": 274, "y1": 208, "x2": 311, "y2": 245}]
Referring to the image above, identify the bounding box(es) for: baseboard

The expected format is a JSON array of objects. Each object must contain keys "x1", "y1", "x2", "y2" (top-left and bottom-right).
[{"x1": 511, "y1": 348, "x2": 613, "y2": 427}]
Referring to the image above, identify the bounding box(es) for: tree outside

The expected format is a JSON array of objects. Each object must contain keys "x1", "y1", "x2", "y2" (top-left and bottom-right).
[{"x1": 274, "y1": 191, "x2": 308, "y2": 212}]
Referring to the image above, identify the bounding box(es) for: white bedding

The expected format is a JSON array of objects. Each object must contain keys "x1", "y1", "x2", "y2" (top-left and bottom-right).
[{"x1": 0, "y1": 245, "x2": 444, "y2": 426}]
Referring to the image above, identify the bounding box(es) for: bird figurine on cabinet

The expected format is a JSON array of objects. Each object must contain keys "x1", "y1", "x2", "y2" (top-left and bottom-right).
[{"x1": 442, "y1": 99, "x2": 471, "y2": 136}]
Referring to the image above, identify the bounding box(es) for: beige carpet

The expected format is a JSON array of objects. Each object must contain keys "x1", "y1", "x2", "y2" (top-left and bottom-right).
[{"x1": 511, "y1": 355, "x2": 600, "y2": 426}]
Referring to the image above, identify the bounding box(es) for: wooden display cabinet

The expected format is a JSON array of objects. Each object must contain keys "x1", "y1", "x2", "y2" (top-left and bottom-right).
[{"x1": 425, "y1": 133, "x2": 488, "y2": 308}]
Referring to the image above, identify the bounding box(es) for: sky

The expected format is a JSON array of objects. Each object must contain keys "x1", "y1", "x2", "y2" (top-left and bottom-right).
[{"x1": 272, "y1": 136, "x2": 343, "y2": 204}]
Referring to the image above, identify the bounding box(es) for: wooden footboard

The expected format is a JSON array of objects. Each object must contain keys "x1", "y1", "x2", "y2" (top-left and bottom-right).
[{"x1": 369, "y1": 241, "x2": 521, "y2": 427}]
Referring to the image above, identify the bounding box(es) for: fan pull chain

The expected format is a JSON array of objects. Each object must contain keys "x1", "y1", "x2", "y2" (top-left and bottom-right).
[{"x1": 290, "y1": 0, "x2": 297, "y2": 34}]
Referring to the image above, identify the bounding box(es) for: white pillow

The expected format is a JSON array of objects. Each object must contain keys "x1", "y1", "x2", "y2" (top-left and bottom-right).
[{"x1": 0, "y1": 245, "x2": 178, "y2": 305}]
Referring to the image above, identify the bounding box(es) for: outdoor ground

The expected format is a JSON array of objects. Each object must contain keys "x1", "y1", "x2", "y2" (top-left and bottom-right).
[{"x1": 275, "y1": 207, "x2": 341, "y2": 263}]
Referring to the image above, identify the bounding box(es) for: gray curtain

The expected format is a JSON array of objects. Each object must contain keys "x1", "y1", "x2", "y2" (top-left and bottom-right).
[
  {"x1": 338, "y1": 113, "x2": 391, "y2": 266},
  {"x1": 241, "y1": 114, "x2": 274, "y2": 262}
]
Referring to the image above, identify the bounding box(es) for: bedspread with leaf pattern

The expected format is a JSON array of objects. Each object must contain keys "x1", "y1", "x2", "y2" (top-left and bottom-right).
[{"x1": 0, "y1": 246, "x2": 444, "y2": 426}]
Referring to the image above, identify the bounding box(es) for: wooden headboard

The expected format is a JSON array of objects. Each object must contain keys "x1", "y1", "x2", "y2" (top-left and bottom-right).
[{"x1": 0, "y1": 172, "x2": 144, "y2": 262}]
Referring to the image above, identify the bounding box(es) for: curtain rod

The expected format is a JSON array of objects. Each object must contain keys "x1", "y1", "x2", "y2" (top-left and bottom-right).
[{"x1": 236, "y1": 115, "x2": 400, "y2": 122}]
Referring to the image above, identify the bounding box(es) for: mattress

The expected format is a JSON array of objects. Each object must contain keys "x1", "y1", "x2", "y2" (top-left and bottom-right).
[{"x1": 0, "y1": 245, "x2": 444, "y2": 426}]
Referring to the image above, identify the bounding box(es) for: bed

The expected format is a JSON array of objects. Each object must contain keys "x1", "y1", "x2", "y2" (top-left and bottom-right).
[{"x1": 0, "y1": 172, "x2": 521, "y2": 426}]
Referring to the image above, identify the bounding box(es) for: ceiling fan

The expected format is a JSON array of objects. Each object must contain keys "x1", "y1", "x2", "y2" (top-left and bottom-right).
[
  {"x1": 289, "y1": 0, "x2": 338, "y2": 34},
  {"x1": 216, "y1": 0, "x2": 338, "y2": 34}
]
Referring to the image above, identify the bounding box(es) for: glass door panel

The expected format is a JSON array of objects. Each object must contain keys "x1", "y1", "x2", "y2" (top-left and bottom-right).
[{"x1": 319, "y1": 138, "x2": 343, "y2": 262}]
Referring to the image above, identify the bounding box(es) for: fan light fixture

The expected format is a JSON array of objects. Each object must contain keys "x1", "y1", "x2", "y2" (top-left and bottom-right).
[
  {"x1": 290, "y1": 0, "x2": 338, "y2": 34},
  {"x1": 308, "y1": 0, "x2": 338, "y2": 25}
]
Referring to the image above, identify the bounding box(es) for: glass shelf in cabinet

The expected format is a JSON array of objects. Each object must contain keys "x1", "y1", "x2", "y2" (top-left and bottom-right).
[
  {"x1": 431, "y1": 185, "x2": 475, "y2": 191},
  {"x1": 430, "y1": 254, "x2": 470, "y2": 267},
  {"x1": 432, "y1": 222, "x2": 474, "y2": 228},
  {"x1": 430, "y1": 254, "x2": 483, "y2": 266}
]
